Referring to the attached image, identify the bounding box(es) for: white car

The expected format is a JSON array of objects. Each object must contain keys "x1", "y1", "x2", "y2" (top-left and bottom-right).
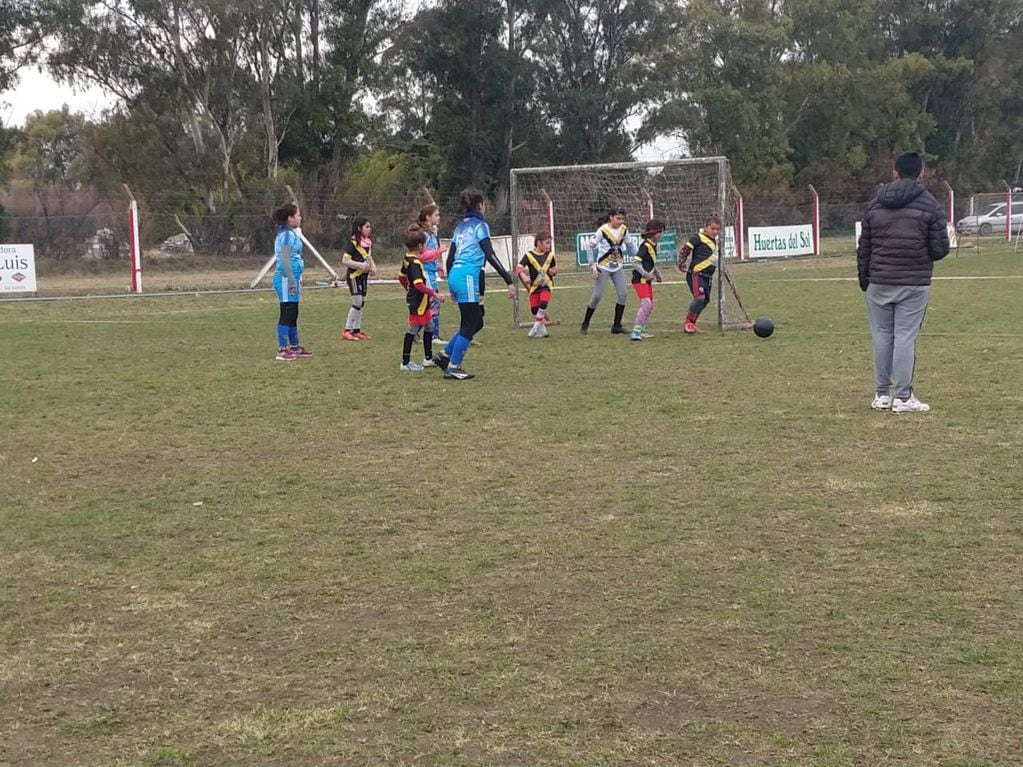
[{"x1": 956, "y1": 201, "x2": 1023, "y2": 236}]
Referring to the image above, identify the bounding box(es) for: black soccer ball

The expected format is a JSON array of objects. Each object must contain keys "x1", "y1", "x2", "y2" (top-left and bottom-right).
[{"x1": 753, "y1": 316, "x2": 774, "y2": 338}]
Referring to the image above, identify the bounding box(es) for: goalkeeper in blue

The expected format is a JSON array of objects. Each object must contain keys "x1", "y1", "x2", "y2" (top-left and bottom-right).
[
  {"x1": 271, "y1": 203, "x2": 312, "y2": 361},
  {"x1": 432, "y1": 189, "x2": 516, "y2": 380}
]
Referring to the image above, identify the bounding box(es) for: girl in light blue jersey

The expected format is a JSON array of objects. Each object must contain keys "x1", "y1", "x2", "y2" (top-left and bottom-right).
[
  {"x1": 432, "y1": 189, "x2": 516, "y2": 380},
  {"x1": 417, "y1": 204, "x2": 447, "y2": 343},
  {"x1": 272, "y1": 203, "x2": 312, "y2": 361}
]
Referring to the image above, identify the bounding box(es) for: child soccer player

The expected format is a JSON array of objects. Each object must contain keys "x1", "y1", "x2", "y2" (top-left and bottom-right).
[
  {"x1": 516, "y1": 232, "x2": 557, "y2": 338},
  {"x1": 629, "y1": 220, "x2": 665, "y2": 341},
  {"x1": 417, "y1": 204, "x2": 447, "y2": 344},
  {"x1": 433, "y1": 188, "x2": 516, "y2": 380},
  {"x1": 340, "y1": 217, "x2": 376, "y2": 340},
  {"x1": 271, "y1": 203, "x2": 312, "y2": 361},
  {"x1": 678, "y1": 211, "x2": 723, "y2": 334},
  {"x1": 580, "y1": 207, "x2": 638, "y2": 335},
  {"x1": 398, "y1": 226, "x2": 446, "y2": 371}
]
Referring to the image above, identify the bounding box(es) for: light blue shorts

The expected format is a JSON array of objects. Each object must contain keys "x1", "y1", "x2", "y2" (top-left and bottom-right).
[
  {"x1": 273, "y1": 274, "x2": 301, "y2": 303},
  {"x1": 446, "y1": 267, "x2": 479, "y2": 304}
]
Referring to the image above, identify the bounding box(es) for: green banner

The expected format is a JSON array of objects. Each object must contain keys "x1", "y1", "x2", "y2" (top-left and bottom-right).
[{"x1": 574, "y1": 231, "x2": 677, "y2": 267}]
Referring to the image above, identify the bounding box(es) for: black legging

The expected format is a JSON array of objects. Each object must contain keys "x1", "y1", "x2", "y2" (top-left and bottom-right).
[
  {"x1": 278, "y1": 302, "x2": 299, "y2": 326},
  {"x1": 458, "y1": 302, "x2": 485, "y2": 340}
]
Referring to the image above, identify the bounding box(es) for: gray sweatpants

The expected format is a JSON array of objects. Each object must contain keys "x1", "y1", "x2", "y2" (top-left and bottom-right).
[
  {"x1": 865, "y1": 283, "x2": 930, "y2": 399},
  {"x1": 587, "y1": 268, "x2": 628, "y2": 309}
]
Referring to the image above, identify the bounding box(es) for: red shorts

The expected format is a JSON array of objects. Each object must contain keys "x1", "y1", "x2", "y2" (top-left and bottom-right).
[
  {"x1": 529, "y1": 289, "x2": 552, "y2": 310},
  {"x1": 633, "y1": 282, "x2": 653, "y2": 301},
  {"x1": 407, "y1": 313, "x2": 431, "y2": 326}
]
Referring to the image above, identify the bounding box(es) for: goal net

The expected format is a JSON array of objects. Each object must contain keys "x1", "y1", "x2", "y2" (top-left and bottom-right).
[{"x1": 509, "y1": 157, "x2": 751, "y2": 331}]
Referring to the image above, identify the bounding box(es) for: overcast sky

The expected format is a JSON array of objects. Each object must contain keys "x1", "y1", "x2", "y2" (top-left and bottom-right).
[{"x1": 2, "y1": 66, "x2": 681, "y2": 161}]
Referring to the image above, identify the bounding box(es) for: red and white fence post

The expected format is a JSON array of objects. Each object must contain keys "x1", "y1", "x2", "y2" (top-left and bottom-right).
[
  {"x1": 732, "y1": 186, "x2": 745, "y2": 261},
  {"x1": 808, "y1": 184, "x2": 821, "y2": 256},
  {"x1": 123, "y1": 183, "x2": 142, "y2": 293}
]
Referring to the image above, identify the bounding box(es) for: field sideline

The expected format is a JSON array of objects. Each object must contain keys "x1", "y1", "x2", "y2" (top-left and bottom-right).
[{"x1": 2, "y1": 249, "x2": 1021, "y2": 766}]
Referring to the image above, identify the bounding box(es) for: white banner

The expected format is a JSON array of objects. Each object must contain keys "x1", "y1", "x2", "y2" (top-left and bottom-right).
[
  {"x1": 0, "y1": 244, "x2": 37, "y2": 293},
  {"x1": 721, "y1": 226, "x2": 737, "y2": 259},
  {"x1": 748, "y1": 224, "x2": 814, "y2": 259}
]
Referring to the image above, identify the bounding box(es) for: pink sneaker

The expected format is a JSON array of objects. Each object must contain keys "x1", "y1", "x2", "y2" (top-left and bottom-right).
[
  {"x1": 684, "y1": 321, "x2": 701, "y2": 334},
  {"x1": 290, "y1": 346, "x2": 313, "y2": 357},
  {"x1": 276, "y1": 348, "x2": 297, "y2": 361}
]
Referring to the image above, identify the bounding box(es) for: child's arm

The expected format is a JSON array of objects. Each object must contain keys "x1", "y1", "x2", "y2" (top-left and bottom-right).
[
  {"x1": 420, "y1": 246, "x2": 446, "y2": 264},
  {"x1": 339, "y1": 242, "x2": 364, "y2": 272},
  {"x1": 515, "y1": 264, "x2": 531, "y2": 289},
  {"x1": 414, "y1": 280, "x2": 446, "y2": 301}
]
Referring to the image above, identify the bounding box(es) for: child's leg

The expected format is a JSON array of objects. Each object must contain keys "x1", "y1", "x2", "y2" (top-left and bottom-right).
[
  {"x1": 686, "y1": 273, "x2": 711, "y2": 324},
  {"x1": 345, "y1": 278, "x2": 362, "y2": 330},
  {"x1": 423, "y1": 328, "x2": 433, "y2": 361},
  {"x1": 277, "y1": 302, "x2": 291, "y2": 348},
  {"x1": 402, "y1": 322, "x2": 421, "y2": 365},
  {"x1": 449, "y1": 303, "x2": 484, "y2": 368},
  {"x1": 287, "y1": 301, "x2": 300, "y2": 347},
  {"x1": 631, "y1": 284, "x2": 653, "y2": 338}
]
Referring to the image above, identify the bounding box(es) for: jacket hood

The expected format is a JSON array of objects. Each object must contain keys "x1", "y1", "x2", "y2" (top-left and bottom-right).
[{"x1": 877, "y1": 178, "x2": 926, "y2": 209}]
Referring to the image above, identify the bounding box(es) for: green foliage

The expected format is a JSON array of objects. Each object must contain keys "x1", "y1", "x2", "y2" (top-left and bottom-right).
[{"x1": 3, "y1": 0, "x2": 1022, "y2": 214}]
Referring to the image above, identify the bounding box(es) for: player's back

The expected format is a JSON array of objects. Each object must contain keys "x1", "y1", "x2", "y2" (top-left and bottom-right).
[{"x1": 451, "y1": 213, "x2": 490, "y2": 272}]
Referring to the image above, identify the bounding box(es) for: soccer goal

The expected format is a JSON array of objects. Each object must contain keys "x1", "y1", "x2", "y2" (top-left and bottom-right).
[{"x1": 509, "y1": 157, "x2": 751, "y2": 331}]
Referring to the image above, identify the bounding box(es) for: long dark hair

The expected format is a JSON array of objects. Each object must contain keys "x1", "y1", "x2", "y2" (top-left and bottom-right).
[
  {"x1": 458, "y1": 189, "x2": 486, "y2": 214},
  {"x1": 272, "y1": 203, "x2": 298, "y2": 226},
  {"x1": 418, "y1": 204, "x2": 439, "y2": 224},
  {"x1": 350, "y1": 217, "x2": 370, "y2": 239}
]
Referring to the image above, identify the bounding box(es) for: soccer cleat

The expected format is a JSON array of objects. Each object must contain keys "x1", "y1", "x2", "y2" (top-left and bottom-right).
[
  {"x1": 892, "y1": 395, "x2": 930, "y2": 414},
  {"x1": 340, "y1": 330, "x2": 359, "y2": 341},
  {"x1": 579, "y1": 323, "x2": 589, "y2": 335},
  {"x1": 871, "y1": 394, "x2": 892, "y2": 411},
  {"x1": 433, "y1": 336, "x2": 447, "y2": 345},
  {"x1": 422, "y1": 357, "x2": 437, "y2": 367},
  {"x1": 534, "y1": 323, "x2": 549, "y2": 338},
  {"x1": 684, "y1": 321, "x2": 700, "y2": 334},
  {"x1": 290, "y1": 346, "x2": 313, "y2": 357},
  {"x1": 526, "y1": 324, "x2": 538, "y2": 338},
  {"x1": 432, "y1": 353, "x2": 450, "y2": 371},
  {"x1": 610, "y1": 325, "x2": 627, "y2": 335},
  {"x1": 444, "y1": 367, "x2": 475, "y2": 380},
  {"x1": 399, "y1": 361, "x2": 425, "y2": 372},
  {"x1": 353, "y1": 331, "x2": 371, "y2": 340},
  {"x1": 275, "y1": 348, "x2": 297, "y2": 361}
]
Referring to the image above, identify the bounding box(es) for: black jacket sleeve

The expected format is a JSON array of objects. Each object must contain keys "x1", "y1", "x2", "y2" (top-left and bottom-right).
[
  {"x1": 928, "y1": 208, "x2": 951, "y2": 262},
  {"x1": 480, "y1": 237, "x2": 513, "y2": 284},
  {"x1": 856, "y1": 205, "x2": 873, "y2": 291}
]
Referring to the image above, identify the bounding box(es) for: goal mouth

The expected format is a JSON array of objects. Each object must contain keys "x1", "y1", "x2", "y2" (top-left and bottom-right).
[{"x1": 510, "y1": 157, "x2": 752, "y2": 331}]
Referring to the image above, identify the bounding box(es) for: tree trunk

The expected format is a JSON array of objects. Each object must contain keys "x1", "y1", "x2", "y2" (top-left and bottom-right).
[
  {"x1": 259, "y1": 31, "x2": 279, "y2": 179},
  {"x1": 310, "y1": 0, "x2": 320, "y2": 87}
]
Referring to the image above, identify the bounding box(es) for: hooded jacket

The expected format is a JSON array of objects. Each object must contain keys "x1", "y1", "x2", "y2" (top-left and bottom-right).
[{"x1": 856, "y1": 178, "x2": 950, "y2": 289}]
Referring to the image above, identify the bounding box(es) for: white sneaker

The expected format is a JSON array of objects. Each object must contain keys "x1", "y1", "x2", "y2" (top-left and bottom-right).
[
  {"x1": 526, "y1": 324, "x2": 538, "y2": 338},
  {"x1": 399, "y1": 362, "x2": 424, "y2": 372},
  {"x1": 422, "y1": 358, "x2": 437, "y2": 367},
  {"x1": 532, "y1": 323, "x2": 548, "y2": 338},
  {"x1": 892, "y1": 395, "x2": 930, "y2": 414},
  {"x1": 871, "y1": 394, "x2": 892, "y2": 411}
]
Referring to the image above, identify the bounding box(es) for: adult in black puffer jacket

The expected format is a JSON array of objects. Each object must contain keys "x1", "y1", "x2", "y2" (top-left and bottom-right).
[{"x1": 856, "y1": 152, "x2": 950, "y2": 414}]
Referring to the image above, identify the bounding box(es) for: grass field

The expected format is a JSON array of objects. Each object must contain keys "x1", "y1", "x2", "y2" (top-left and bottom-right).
[{"x1": 2, "y1": 247, "x2": 1022, "y2": 767}]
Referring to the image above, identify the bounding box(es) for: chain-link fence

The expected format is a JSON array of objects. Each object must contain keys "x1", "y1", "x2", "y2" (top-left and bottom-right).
[{"x1": 1, "y1": 179, "x2": 1017, "y2": 297}]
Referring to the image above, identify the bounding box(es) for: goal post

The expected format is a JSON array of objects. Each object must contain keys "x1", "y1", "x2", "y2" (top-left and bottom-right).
[{"x1": 509, "y1": 157, "x2": 750, "y2": 331}]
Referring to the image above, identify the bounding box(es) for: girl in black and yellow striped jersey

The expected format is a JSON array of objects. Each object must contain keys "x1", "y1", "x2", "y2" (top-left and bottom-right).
[
  {"x1": 678, "y1": 212, "x2": 723, "y2": 334},
  {"x1": 340, "y1": 218, "x2": 376, "y2": 341}
]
